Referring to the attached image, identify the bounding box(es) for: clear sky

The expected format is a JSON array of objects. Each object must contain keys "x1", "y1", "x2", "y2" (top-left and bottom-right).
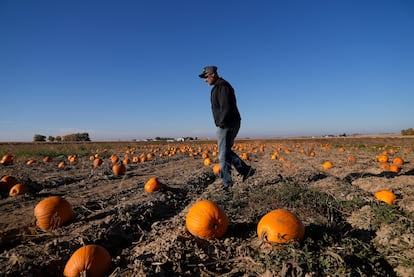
[{"x1": 1, "y1": 0, "x2": 413, "y2": 142}]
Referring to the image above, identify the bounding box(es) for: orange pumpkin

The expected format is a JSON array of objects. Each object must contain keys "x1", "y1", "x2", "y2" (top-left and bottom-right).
[
  {"x1": 110, "y1": 155, "x2": 119, "y2": 164},
  {"x1": 212, "y1": 164, "x2": 221, "y2": 175},
  {"x1": 9, "y1": 184, "x2": 28, "y2": 196},
  {"x1": 93, "y1": 158, "x2": 103, "y2": 167},
  {"x1": 144, "y1": 177, "x2": 163, "y2": 193},
  {"x1": 112, "y1": 162, "x2": 126, "y2": 176},
  {"x1": 68, "y1": 155, "x2": 78, "y2": 163},
  {"x1": 34, "y1": 196, "x2": 74, "y2": 230},
  {"x1": 63, "y1": 244, "x2": 111, "y2": 277},
  {"x1": 43, "y1": 156, "x2": 52, "y2": 163},
  {"x1": 1, "y1": 175, "x2": 18, "y2": 192},
  {"x1": 26, "y1": 159, "x2": 36, "y2": 165},
  {"x1": 388, "y1": 165, "x2": 401, "y2": 173},
  {"x1": 376, "y1": 155, "x2": 389, "y2": 163},
  {"x1": 1, "y1": 154, "x2": 14, "y2": 165},
  {"x1": 240, "y1": 153, "x2": 249, "y2": 160},
  {"x1": 203, "y1": 158, "x2": 212, "y2": 166},
  {"x1": 347, "y1": 155, "x2": 356, "y2": 164},
  {"x1": 123, "y1": 156, "x2": 131, "y2": 164},
  {"x1": 322, "y1": 161, "x2": 333, "y2": 170},
  {"x1": 374, "y1": 190, "x2": 396, "y2": 205},
  {"x1": 379, "y1": 163, "x2": 390, "y2": 170},
  {"x1": 392, "y1": 157, "x2": 404, "y2": 166},
  {"x1": 58, "y1": 161, "x2": 66, "y2": 168},
  {"x1": 186, "y1": 200, "x2": 228, "y2": 240},
  {"x1": 257, "y1": 209, "x2": 305, "y2": 243}
]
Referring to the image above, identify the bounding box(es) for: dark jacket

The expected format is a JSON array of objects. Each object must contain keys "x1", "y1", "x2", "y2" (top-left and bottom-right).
[{"x1": 210, "y1": 78, "x2": 241, "y2": 128}]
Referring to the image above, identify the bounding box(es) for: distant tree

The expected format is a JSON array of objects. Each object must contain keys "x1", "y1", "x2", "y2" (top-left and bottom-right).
[
  {"x1": 77, "y1": 132, "x2": 90, "y2": 141},
  {"x1": 63, "y1": 134, "x2": 76, "y2": 141},
  {"x1": 62, "y1": 132, "x2": 91, "y2": 141},
  {"x1": 56, "y1": 136, "x2": 62, "y2": 142},
  {"x1": 401, "y1": 128, "x2": 414, "y2": 136},
  {"x1": 48, "y1": 136, "x2": 55, "y2": 142},
  {"x1": 33, "y1": 134, "x2": 46, "y2": 142}
]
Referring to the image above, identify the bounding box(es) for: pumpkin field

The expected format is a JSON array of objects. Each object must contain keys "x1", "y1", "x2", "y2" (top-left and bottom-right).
[{"x1": 1, "y1": 136, "x2": 414, "y2": 276}]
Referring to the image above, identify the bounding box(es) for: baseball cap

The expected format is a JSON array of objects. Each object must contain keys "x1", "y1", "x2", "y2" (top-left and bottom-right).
[{"x1": 198, "y1": 66, "x2": 217, "y2": 78}]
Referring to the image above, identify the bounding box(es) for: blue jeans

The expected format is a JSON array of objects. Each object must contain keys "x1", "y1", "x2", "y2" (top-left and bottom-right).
[{"x1": 216, "y1": 121, "x2": 249, "y2": 186}]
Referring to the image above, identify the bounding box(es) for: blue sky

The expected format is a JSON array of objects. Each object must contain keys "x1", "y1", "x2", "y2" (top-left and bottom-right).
[{"x1": 1, "y1": 0, "x2": 413, "y2": 141}]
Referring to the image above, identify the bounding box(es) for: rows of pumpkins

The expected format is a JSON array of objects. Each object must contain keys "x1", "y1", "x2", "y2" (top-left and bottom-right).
[
  {"x1": 1, "y1": 142, "x2": 407, "y2": 175},
  {"x1": 1, "y1": 142, "x2": 407, "y2": 276}
]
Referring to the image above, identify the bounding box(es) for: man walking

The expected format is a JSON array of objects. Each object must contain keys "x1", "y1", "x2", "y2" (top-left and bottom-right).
[{"x1": 199, "y1": 66, "x2": 255, "y2": 189}]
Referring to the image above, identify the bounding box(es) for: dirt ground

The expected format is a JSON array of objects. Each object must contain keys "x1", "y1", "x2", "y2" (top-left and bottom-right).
[{"x1": 1, "y1": 136, "x2": 414, "y2": 276}]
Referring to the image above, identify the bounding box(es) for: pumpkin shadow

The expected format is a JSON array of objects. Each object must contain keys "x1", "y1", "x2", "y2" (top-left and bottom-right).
[
  {"x1": 343, "y1": 171, "x2": 398, "y2": 183},
  {"x1": 227, "y1": 222, "x2": 257, "y2": 239},
  {"x1": 308, "y1": 172, "x2": 328, "y2": 182},
  {"x1": 162, "y1": 185, "x2": 186, "y2": 195},
  {"x1": 404, "y1": 168, "x2": 414, "y2": 175}
]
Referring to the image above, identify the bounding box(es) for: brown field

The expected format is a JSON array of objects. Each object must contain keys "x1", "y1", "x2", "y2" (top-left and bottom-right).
[{"x1": 1, "y1": 136, "x2": 414, "y2": 276}]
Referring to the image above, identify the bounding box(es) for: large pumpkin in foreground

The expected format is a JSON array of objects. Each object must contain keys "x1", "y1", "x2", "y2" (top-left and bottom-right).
[
  {"x1": 186, "y1": 200, "x2": 228, "y2": 240},
  {"x1": 34, "y1": 196, "x2": 74, "y2": 230},
  {"x1": 63, "y1": 244, "x2": 111, "y2": 277},
  {"x1": 257, "y1": 209, "x2": 305, "y2": 243}
]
